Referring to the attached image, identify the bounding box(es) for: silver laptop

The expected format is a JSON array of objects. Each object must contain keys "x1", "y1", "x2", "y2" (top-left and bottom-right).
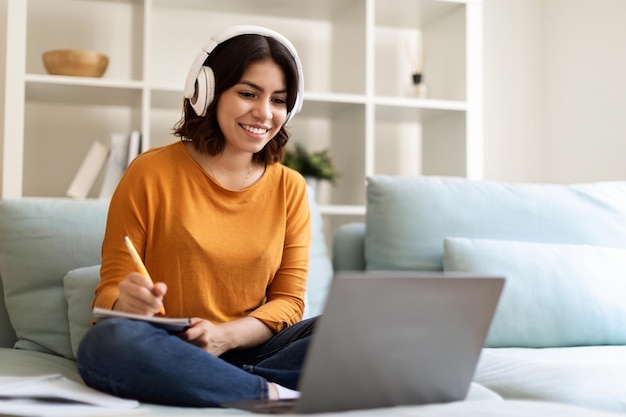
[{"x1": 223, "y1": 271, "x2": 504, "y2": 414}]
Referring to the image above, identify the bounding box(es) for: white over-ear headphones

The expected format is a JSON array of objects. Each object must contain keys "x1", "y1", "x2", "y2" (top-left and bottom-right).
[{"x1": 183, "y1": 25, "x2": 304, "y2": 122}]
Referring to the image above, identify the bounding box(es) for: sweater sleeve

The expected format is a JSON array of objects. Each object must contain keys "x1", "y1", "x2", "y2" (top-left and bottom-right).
[
  {"x1": 94, "y1": 154, "x2": 151, "y2": 310},
  {"x1": 249, "y1": 172, "x2": 311, "y2": 332}
]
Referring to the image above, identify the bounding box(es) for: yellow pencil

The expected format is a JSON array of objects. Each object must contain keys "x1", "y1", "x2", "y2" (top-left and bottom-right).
[{"x1": 124, "y1": 235, "x2": 166, "y2": 315}]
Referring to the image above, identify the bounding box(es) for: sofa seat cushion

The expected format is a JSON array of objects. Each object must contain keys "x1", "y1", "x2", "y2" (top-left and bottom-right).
[
  {"x1": 0, "y1": 347, "x2": 81, "y2": 382},
  {"x1": 365, "y1": 176, "x2": 626, "y2": 271},
  {"x1": 0, "y1": 350, "x2": 618, "y2": 417},
  {"x1": 475, "y1": 346, "x2": 626, "y2": 414},
  {"x1": 392, "y1": 400, "x2": 623, "y2": 417},
  {"x1": 133, "y1": 400, "x2": 626, "y2": 416},
  {"x1": 117, "y1": 396, "x2": 621, "y2": 417}
]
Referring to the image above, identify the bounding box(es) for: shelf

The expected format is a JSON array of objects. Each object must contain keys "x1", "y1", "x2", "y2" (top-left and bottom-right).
[
  {"x1": 374, "y1": 97, "x2": 466, "y2": 123},
  {"x1": 374, "y1": 95, "x2": 465, "y2": 110},
  {"x1": 25, "y1": 74, "x2": 144, "y2": 89},
  {"x1": 24, "y1": 74, "x2": 143, "y2": 106},
  {"x1": 300, "y1": 93, "x2": 366, "y2": 119},
  {"x1": 319, "y1": 205, "x2": 366, "y2": 216},
  {"x1": 152, "y1": 0, "x2": 356, "y2": 21},
  {"x1": 304, "y1": 92, "x2": 367, "y2": 105}
]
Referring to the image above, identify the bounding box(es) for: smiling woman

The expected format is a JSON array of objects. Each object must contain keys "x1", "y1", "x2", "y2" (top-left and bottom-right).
[{"x1": 76, "y1": 26, "x2": 316, "y2": 407}]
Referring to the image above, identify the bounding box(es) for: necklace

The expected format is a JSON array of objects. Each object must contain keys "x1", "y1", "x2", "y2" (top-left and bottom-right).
[
  {"x1": 239, "y1": 163, "x2": 253, "y2": 189},
  {"x1": 207, "y1": 161, "x2": 253, "y2": 190}
]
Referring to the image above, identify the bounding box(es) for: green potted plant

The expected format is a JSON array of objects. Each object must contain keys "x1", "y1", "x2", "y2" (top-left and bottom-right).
[{"x1": 282, "y1": 143, "x2": 339, "y2": 185}]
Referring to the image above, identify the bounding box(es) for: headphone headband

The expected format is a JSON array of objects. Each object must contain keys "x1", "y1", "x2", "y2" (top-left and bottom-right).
[{"x1": 183, "y1": 25, "x2": 304, "y2": 122}]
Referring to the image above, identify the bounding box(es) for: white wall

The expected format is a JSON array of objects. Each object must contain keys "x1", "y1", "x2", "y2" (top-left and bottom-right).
[
  {"x1": 483, "y1": 0, "x2": 544, "y2": 182},
  {"x1": 484, "y1": 0, "x2": 626, "y2": 183},
  {"x1": 542, "y1": 0, "x2": 626, "y2": 183}
]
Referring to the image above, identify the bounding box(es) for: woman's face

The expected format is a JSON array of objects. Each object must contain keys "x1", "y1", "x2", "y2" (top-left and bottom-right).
[{"x1": 217, "y1": 59, "x2": 288, "y2": 155}]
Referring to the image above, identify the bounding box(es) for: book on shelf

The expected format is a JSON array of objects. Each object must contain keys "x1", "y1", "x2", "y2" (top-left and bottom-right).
[
  {"x1": 93, "y1": 307, "x2": 191, "y2": 332},
  {"x1": 66, "y1": 140, "x2": 109, "y2": 200},
  {"x1": 98, "y1": 132, "x2": 130, "y2": 200},
  {"x1": 126, "y1": 130, "x2": 142, "y2": 166}
]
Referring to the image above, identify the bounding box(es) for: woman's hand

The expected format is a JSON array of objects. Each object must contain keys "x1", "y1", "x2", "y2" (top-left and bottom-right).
[
  {"x1": 180, "y1": 318, "x2": 233, "y2": 357},
  {"x1": 114, "y1": 272, "x2": 167, "y2": 316},
  {"x1": 180, "y1": 316, "x2": 274, "y2": 357}
]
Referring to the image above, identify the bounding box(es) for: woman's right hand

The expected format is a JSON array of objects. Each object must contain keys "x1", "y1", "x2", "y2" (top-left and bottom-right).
[{"x1": 113, "y1": 272, "x2": 167, "y2": 316}]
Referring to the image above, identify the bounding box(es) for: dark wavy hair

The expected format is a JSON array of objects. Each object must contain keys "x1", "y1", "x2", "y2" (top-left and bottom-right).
[{"x1": 173, "y1": 34, "x2": 300, "y2": 165}]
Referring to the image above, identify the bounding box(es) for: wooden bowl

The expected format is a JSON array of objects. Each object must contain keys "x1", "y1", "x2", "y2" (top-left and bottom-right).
[{"x1": 42, "y1": 49, "x2": 109, "y2": 77}]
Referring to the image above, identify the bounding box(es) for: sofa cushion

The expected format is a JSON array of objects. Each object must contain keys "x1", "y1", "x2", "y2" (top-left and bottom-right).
[
  {"x1": 63, "y1": 265, "x2": 101, "y2": 359},
  {"x1": 0, "y1": 199, "x2": 109, "y2": 359},
  {"x1": 365, "y1": 176, "x2": 626, "y2": 271},
  {"x1": 332, "y1": 223, "x2": 366, "y2": 271},
  {"x1": 0, "y1": 347, "x2": 81, "y2": 381},
  {"x1": 304, "y1": 184, "x2": 332, "y2": 318},
  {"x1": 475, "y1": 346, "x2": 626, "y2": 413},
  {"x1": 443, "y1": 237, "x2": 626, "y2": 347}
]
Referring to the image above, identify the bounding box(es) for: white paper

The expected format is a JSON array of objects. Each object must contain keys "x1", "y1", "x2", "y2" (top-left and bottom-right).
[
  {"x1": 0, "y1": 374, "x2": 139, "y2": 409},
  {"x1": 0, "y1": 399, "x2": 146, "y2": 417}
]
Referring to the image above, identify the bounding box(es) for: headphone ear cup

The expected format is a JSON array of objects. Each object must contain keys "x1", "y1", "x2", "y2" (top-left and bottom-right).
[{"x1": 190, "y1": 66, "x2": 215, "y2": 117}]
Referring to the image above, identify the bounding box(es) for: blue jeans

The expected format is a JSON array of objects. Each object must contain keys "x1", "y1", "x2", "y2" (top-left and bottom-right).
[{"x1": 76, "y1": 316, "x2": 317, "y2": 407}]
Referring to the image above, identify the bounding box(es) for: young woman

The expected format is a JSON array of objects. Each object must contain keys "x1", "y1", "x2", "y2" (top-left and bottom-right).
[{"x1": 77, "y1": 26, "x2": 315, "y2": 407}]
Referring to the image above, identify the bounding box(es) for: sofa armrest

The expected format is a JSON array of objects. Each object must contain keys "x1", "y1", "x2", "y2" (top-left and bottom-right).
[{"x1": 332, "y1": 223, "x2": 366, "y2": 271}]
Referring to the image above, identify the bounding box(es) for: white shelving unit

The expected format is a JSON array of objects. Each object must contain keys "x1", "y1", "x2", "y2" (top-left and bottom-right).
[{"x1": 1, "y1": 0, "x2": 482, "y2": 239}]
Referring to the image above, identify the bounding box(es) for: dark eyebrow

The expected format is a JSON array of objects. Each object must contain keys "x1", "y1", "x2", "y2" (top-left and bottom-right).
[{"x1": 239, "y1": 80, "x2": 287, "y2": 95}]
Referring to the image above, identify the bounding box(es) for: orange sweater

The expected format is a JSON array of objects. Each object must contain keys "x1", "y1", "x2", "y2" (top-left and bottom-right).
[{"x1": 95, "y1": 141, "x2": 311, "y2": 332}]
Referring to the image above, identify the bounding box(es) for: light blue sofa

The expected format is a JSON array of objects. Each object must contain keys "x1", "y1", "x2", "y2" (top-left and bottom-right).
[
  {"x1": 333, "y1": 175, "x2": 626, "y2": 414},
  {"x1": 1, "y1": 177, "x2": 625, "y2": 417}
]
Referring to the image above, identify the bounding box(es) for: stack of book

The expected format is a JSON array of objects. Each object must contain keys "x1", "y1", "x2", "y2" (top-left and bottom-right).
[{"x1": 66, "y1": 131, "x2": 142, "y2": 200}]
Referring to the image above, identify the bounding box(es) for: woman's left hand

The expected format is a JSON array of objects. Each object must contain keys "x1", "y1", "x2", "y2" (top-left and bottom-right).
[
  {"x1": 179, "y1": 317, "x2": 233, "y2": 357},
  {"x1": 179, "y1": 316, "x2": 274, "y2": 357}
]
